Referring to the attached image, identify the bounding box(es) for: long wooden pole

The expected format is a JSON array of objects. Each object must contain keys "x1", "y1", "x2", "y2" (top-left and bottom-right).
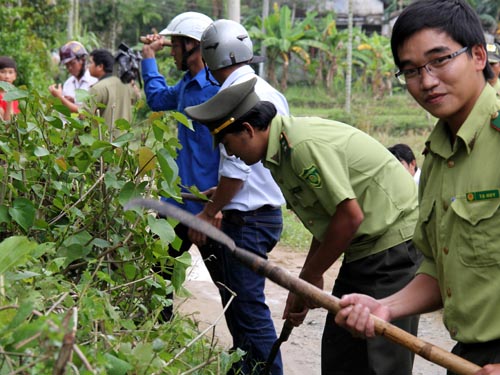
[{"x1": 126, "y1": 199, "x2": 482, "y2": 375}]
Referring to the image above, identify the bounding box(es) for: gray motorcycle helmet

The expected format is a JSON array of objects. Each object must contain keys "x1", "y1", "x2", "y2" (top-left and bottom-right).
[{"x1": 201, "y1": 19, "x2": 256, "y2": 71}]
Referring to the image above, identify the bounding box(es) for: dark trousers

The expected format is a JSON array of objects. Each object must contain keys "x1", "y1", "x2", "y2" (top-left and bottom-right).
[
  {"x1": 448, "y1": 339, "x2": 500, "y2": 375},
  {"x1": 156, "y1": 222, "x2": 222, "y2": 321},
  {"x1": 322, "y1": 240, "x2": 423, "y2": 375},
  {"x1": 205, "y1": 207, "x2": 283, "y2": 375}
]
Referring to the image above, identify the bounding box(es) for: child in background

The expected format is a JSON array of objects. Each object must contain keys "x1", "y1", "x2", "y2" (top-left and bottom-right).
[{"x1": 0, "y1": 56, "x2": 20, "y2": 121}]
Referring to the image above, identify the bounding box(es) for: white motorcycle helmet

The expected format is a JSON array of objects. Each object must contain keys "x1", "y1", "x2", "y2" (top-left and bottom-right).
[
  {"x1": 201, "y1": 19, "x2": 259, "y2": 71},
  {"x1": 160, "y1": 12, "x2": 213, "y2": 42}
]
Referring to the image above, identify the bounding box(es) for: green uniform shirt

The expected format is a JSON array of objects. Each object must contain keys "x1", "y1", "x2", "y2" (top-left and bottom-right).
[
  {"x1": 415, "y1": 84, "x2": 500, "y2": 343},
  {"x1": 87, "y1": 76, "x2": 137, "y2": 129},
  {"x1": 264, "y1": 116, "x2": 418, "y2": 262},
  {"x1": 492, "y1": 79, "x2": 500, "y2": 97}
]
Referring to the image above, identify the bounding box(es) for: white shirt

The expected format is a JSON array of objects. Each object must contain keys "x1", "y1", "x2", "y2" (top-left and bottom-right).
[
  {"x1": 219, "y1": 65, "x2": 287, "y2": 211},
  {"x1": 62, "y1": 69, "x2": 98, "y2": 105},
  {"x1": 413, "y1": 168, "x2": 421, "y2": 185}
]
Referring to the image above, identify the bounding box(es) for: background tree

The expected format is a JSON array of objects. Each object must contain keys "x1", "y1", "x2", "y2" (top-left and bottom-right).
[
  {"x1": 0, "y1": 0, "x2": 69, "y2": 89},
  {"x1": 249, "y1": 4, "x2": 317, "y2": 91}
]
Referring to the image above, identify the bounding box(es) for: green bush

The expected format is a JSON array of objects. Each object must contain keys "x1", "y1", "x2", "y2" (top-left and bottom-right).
[{"x1": 0, "y1": 83, "x2": 240, "y2": 374}]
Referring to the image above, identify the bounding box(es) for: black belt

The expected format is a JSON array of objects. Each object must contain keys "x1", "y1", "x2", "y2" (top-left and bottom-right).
[{"x1": 458, "y1": 338, "x2": 500, "y2": 350}]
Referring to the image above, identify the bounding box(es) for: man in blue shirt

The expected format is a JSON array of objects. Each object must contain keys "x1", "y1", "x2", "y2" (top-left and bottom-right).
[{"x1": 141, "y1": 11, "x2": 220, "y2": 321}]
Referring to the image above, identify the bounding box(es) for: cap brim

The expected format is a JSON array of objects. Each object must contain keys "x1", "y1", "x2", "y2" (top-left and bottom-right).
[
  {"x1": 249, "y1": 55, "x2": 266, "y2": 64},
  {"x1": 489, "y1": 55, "x2": 500, "y2": 63}
]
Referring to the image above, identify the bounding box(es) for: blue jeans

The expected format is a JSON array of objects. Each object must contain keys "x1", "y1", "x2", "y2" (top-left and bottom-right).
[{"x1": 205, "y1": 206, "x2": 283, "y2": 375}]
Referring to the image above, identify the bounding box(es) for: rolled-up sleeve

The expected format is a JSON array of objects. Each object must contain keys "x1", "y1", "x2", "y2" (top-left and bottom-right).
[{"x1": 218, "y1": 145, "x2": 250, "y2": 181}]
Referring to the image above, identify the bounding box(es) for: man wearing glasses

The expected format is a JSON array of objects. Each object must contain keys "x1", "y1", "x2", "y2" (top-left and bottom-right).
[{"x1": 336, "y1": 1, "x2": 500, "y2": 374}]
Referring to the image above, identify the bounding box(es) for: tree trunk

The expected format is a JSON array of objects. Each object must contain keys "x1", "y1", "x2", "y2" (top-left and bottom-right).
[
  {"x1": 280, "y1": 53, "x2": 289, "y2": 92},
  {"x1": 268, "y1": 60, "x2": 278, "y2": 88}
]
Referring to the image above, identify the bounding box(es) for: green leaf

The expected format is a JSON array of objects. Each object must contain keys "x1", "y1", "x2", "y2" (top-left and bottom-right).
[
  {"x1": 104, "y1": 353, "x2": 133, "y2": 375},
  {"x1": 118, "y1": 181, "x2": 146, "y2": 206},
  {"x1": 75, "y1": 88, "x2": 92, "y2": 104},
  {"x1": 111, "y1": 132, "x2": 135, "y2": 148},
  {"x1": 74, "y1": 150, "x2": 93, "y2": 172},
  {"x1": 157, "y1": 148, "x2": 179, "y2": 185},
  {"x1": 152, "y1": 338, "x2": 165, "y2": 352},
  {"x1": 105, "y1": 171, "x2": 125, "y2": 189},
  {"x1": 172, "y1": 111, "x2": 192, "y2": 130},
  {"x1": 34, "y1": 146, "x2": 50, "y2": 157},
  {"x1": 171, "y1": 251, "x2": 191, "y2": 292},
  {"x1": 5, "y1": 270, "x2": 40, "y2": 281},
  {"x1": 5, "y1": 299, "x2": 36, "y2": 332},
  {"x1": 0, "y1": 82, "x2": 28, "y2": 101},
  {"x1": 0, "y1": 205, "x2": 10, "y2": 224},
  {"x1": 147, "y1": 216, "x2": 175, "y2": 246},
  {"x1": 57, "y1": 231, "x2": 93, "y2": 264},
  {"x1": 114, "y1": 118, "x2": 131, "y2": 131},
  {"x1": 0, "y1": 236, "x2": 38, "y2": 274},
  {"x1": 9, "y1": 198, "x2": 36, "y2": 232}
]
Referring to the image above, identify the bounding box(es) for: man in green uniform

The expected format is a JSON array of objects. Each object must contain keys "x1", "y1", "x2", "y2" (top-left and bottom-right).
[
  {"x1": 184, "y1": 78, "x2": 422, "y2": 374},
  {"x1": 86, "y1": 49, "x2": 139, "y2": 137},
  {"x1": 333, "y1": 1, "x2": 500, "y2": 374},
  {"x1": 487, "y1": 43, "x2": 500, "y2": 96}
]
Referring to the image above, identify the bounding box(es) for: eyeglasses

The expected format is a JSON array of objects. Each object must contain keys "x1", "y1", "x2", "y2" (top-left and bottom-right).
[{"x1": 395, "y1": 46, "x2": 469, "y2": 85}]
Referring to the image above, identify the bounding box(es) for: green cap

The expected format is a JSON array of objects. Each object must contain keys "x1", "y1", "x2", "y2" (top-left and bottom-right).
[
  {"x1": 185, "y1": 77, "x2": 260, "y2": 137},
  {"x1": 487, "y1": 43, "x2": 500, "y2": 63}
]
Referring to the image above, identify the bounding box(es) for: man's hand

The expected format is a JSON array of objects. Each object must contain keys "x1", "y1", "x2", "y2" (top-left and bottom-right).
[
  {"x1": 141, "y1": 34, "x2": 170, "y2": 58},
  {"x1": 334, "y1": 294, "x2": 390, "y2": 338},
  {"x1": 48, "y1": 83, "x2": 63, "y2": 99},
  {"x1": 474, "y1": 364, "x2": 500, "y2": 375},
  {"x1": 282, "y1": 292, "x2": 309, "y2": 327},
  {"x1": 282, "y1": 271, "x2": 324, "y2": 326},
  {"x1": 188, "y1": 210, "x2": 222, "y2": 246}
]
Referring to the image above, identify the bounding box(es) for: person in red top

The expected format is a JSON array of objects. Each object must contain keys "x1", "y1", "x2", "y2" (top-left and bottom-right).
[{"x1": 0, "y1": 56, "x2": 20, "y2": 121}]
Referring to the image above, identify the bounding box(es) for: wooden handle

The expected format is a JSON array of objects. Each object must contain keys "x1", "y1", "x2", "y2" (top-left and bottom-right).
[
  {"x1": 139, "y1": 36, "x2": 171, "y2": 46},
  {"x1": 126, "y1": 199, "x2": 482, "y2": 375}
]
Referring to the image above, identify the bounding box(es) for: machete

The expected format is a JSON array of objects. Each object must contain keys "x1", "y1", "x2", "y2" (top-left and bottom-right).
[{"x1": 125, "y1": 198, "x2": 481, "y2": 375}]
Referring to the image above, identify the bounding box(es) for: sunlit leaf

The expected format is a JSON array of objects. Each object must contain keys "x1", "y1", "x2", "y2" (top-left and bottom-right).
[
  {"x1": 0, "y1": 236, "x2": 37, "y2": 274},
  {"x1": 9, "y1": 198, "x2": 35, "y2": 232}
]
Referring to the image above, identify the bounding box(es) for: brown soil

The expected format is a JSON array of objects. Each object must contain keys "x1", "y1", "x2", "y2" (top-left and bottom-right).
[{"x1": 177, "y1": 246, "x2": 456, "y2": 375}]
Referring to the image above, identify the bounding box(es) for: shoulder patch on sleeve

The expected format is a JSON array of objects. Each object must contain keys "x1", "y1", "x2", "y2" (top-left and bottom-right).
[{"x1": 300, "y1": 165, "x2": 322, "y2": 188}]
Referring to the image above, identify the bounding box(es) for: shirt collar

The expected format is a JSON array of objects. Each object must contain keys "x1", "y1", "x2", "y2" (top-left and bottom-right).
[
  {"x1": 187, "y1": 67, "x2": 218, "y2": 89},
  {"x1": 70, "y1": 69, "x2": 93, "y2": 87},
  {"x1": 426, "y1": 84, "x2": 498, "y2": 157},
  {"x1": 220, "y1": 65, "x2": 255, "y2": 90},
  {"x1": 265, "y1": 116, "x2": 284, "y2": 167}
]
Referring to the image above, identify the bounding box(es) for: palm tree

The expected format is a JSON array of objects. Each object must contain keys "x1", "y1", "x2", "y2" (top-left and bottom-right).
[
  {"x1": 354, "y1": 32, "x2": 394, "y2": 98},
  {"x1": 249, "y1": 4, "x2": 318, "y2": 91}
]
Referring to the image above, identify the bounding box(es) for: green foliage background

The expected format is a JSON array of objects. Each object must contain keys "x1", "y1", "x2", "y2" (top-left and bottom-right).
[{"x1": 0, "y1": 0, "x2": 496, "y2": 372}]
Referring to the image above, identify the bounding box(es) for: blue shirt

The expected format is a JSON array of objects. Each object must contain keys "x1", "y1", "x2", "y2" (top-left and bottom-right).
[{"x1": 142, "y1": 58, "x2": 220, "y2": 214}]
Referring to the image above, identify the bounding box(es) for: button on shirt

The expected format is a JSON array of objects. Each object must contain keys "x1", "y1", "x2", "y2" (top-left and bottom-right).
[
  {"x1": 415, "y1": 84, "x2": 500, "y2": 343},
  {"x1": 142, "y1": 58, "x2": 220, "y2": 214},
  {"x1": 62, "y1": 69, "x2": 98, "y2": 105},
  {"x1": 219, "y1": 65, "x2": 287, "y2": 211},
  {"x1": 265, "y1": 116, "x2": 418, "y2": 262}
]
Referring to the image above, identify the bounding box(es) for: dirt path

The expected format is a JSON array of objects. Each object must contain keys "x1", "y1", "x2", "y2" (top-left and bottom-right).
[{"x1": 177, "y1": 246, "x2": 456, "y2": 375}]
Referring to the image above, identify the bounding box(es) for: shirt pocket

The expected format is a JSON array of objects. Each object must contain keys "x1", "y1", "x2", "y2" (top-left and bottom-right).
[
  {"x1": 419, "y1": 197, "x2": 437, "y2": 253},
  {"x1": 287, "y1": 184, "x2": 317, "y2": 209},
  {"x1": 450, "y1": 198, "x2": 500, "y2": 267}
]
